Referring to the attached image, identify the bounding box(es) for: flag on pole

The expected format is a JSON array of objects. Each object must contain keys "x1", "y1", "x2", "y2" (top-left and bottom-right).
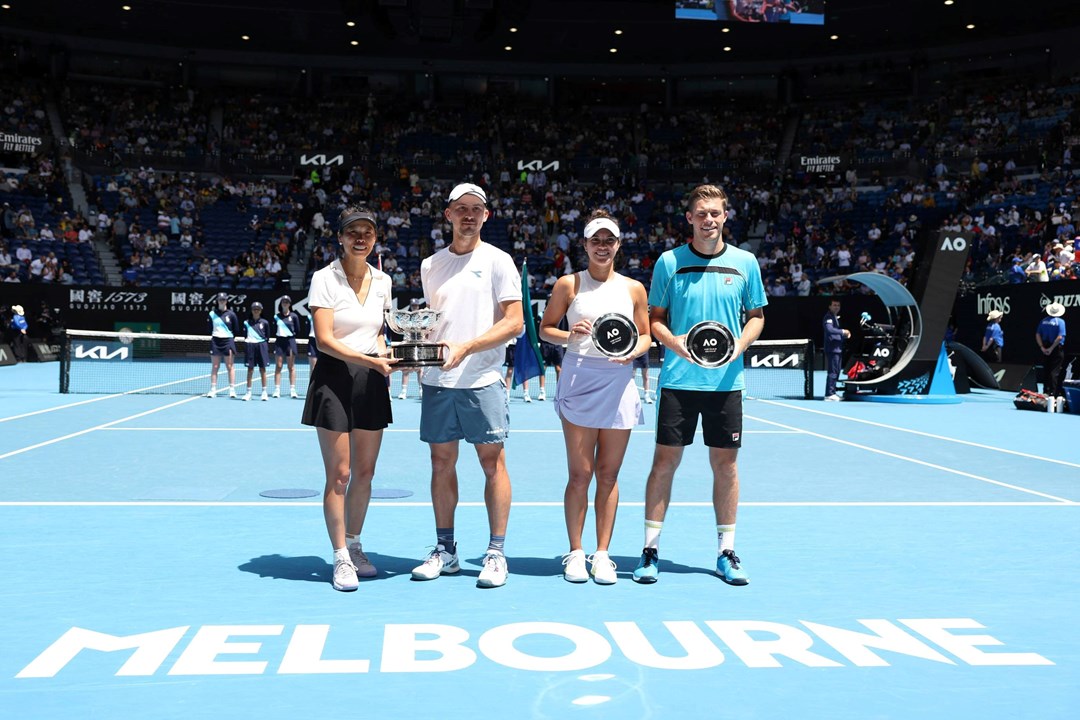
[{"x1": 512, "y1": 260, "x2": 544, "y2": 388}]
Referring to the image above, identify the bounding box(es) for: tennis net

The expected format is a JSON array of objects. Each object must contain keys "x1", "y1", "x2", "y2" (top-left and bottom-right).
[
  {"x1": 639, "y1": 337, "x2": 813, "y2": 400},
  {"x1": 60, "y1": 329, "x2": 314, "y2": 396},
  {"x1": 59, "y1": 330, "x2": 813, "y2": 400},
  {"x1": 742, "y1": 338, "x2": 814, "y2": 399}
]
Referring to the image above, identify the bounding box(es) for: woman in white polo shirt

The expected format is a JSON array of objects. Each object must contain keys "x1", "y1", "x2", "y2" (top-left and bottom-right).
[
  {"x1": 539, "y1": 209, "x2": 651, "y2": 586},
  {"x1": 301, "y1": 205, "x2": 399, "y2": 592}
]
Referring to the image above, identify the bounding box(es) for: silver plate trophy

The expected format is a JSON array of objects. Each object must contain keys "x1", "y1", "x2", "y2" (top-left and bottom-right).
[
  {"x1": 591, "y1": 313, "x2": 638, "y2": 359},
  {"x1": 385, "y1": 307, "x2": 445, "y2": 368},
  {"x1": 685, "y1": 320, "x2": 736, "y2": 367}
]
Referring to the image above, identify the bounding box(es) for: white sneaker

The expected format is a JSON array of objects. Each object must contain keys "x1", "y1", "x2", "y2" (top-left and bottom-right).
[
  {"x1": 645, "y1": 392, "x2": 655, "y2": 404},
  {"x1": 537, "y1": 389, "x2": 546, "y2": 401},
  {"x1": 824, "y1": 394, "x2": 841, "y2": 402},
  {"x1": 477, "y1": 551, "x2": 508, "y2": 588},
  {"x1": 272, "y1": 388, "x2": 281, "y2": 398},
  {"x1": 589, "y1": 551, "x2": 618, "y2": 585},
  {"x1": 398, "y1": 390, "x2": 407, "y2": 400},
  {"x1": 260, "y1": 391, "x2": 268, "y2": 401},
  {"x1": 348, "y1": 543, "x2": 377, "y2": 578},
  {"x1": 411, "y1": 544, "x2": 460, "y2": 580},
  {"x1": 332, "y1": 558, "x2": 359, "y2": 592},
  {"x1": 562, "y1": 549, "x2": 589, "y2": 583},
  {"x1": 290, "y1": 388, "x2": 299, "y2": 399},
  {"x1": 228, "y1": 388, "x2": 237, "y2": 399},
  {"x1": 206, "y1": 389, "x2": 217, "y2": 398},
  {"x1": 242, "y1": 392, "x2": 252, "y2": 402},
  {"x1": 523, "y1": 394, "x2": 532, "y2": 403}
]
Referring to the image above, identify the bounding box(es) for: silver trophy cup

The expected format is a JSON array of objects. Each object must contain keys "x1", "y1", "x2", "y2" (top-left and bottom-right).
[{"x1": 385, "y1": 308, "x2": 446, "y2": 368}]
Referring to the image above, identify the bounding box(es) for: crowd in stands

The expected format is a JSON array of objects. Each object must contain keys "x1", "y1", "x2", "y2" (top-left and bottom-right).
[
  {"x1": 2, "y1": 73, "x2": 1079, "y2": 293},
  {"x1": 62, "y1": 84, "x2": 216, "y2": 167}
]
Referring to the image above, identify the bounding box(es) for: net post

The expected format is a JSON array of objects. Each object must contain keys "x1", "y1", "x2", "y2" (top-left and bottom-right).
[
  {"x1": 58, "y1": 329, "x2": 71, "y2": 394},
  {"x1": 804, "y1": 338, "x2": 814, "y2": 399}
]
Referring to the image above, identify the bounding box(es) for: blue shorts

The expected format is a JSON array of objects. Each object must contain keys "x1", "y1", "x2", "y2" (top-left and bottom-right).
[
  {"x1": 274, "y1": 337, "x2": 298, "y2": 357},
  {"x1": 419, "y1": 382, "x2": 509, "y2": 445},
  {"x1": 541, "y1": 341, "x2": 564, "y2": 367},
  {"x1": 210, "y1": 337, "x2": 236, "y2": 357},
  {"x1": 245, "y1": 342, "x2": 270, "y2": 369}
]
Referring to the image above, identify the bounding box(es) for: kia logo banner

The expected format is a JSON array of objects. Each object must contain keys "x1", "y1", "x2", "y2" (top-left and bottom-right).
[{"x1": 296, "y1": 153, "x2": 348, "y2": 167}]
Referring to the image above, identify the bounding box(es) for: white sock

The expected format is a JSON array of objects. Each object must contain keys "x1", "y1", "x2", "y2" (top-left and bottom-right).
[
  {"x1": 717, "y1": 524, "x2": 736, "y2": 555},
  {"x1": 644, "y1": 519, "x2": 663, "y2": 550},
  {"x1": 346, "y1": 533, "x2": 361, "y2": 549}
]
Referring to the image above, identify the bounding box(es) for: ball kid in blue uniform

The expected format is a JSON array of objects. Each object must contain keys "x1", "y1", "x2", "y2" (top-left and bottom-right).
[
  {"x1": 273, "y1": 295, "x2": 302, "y2": 398},
  {"x1": 242, "y1": 301, "x2": 272, "y2": 401},
  {"x1": 206, "y1": 292, "x2": 240, "y2": 398}
]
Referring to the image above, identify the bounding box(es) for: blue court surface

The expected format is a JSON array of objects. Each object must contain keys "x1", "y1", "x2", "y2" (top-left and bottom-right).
[{"x1": 2, "y1": 363, "x2": 1078, "y2": 719}]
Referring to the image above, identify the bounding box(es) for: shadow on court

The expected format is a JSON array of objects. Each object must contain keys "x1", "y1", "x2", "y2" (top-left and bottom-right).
[
  {"x1": 239, "y1": 552, "x2": 453, "y2": 582},
  {"x1": 489, "y1": 554, "x2": 720, "y2": 581},
  {"x1": 239, "y1": 554, "x2": 330, "y2": 583}
]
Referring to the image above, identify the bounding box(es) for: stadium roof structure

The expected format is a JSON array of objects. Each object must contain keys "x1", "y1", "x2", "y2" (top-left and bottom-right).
[{"x1": 3, "y1": 0, "x2": 1079, "y2": 70}]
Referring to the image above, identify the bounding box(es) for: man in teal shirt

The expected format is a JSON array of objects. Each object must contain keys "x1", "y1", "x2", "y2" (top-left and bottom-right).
[{"x1": 635, "y1": 184, "x2": 767, "y2": 586}]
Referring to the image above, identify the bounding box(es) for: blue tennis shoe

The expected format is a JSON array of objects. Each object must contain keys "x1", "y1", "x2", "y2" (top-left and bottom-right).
[
  {"x1": 632, "y1": 547, "x2": 659, "y2": 584},
  {"x1": 716, "y1": 549, "x2": 749, "y2": 585}
]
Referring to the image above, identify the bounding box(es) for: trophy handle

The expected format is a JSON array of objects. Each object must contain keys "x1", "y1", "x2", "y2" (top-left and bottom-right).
[{"x1": 384, "y1": 310, "x2": 403, "y2": 335}]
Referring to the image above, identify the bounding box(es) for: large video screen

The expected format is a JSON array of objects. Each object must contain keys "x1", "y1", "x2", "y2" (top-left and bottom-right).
[{"x1": 675, "y1": 1, "x2": 826, "y2": 25}]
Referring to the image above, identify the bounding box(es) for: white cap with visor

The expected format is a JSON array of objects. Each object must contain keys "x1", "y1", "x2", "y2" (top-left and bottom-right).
[{"x1": 584, "y1": 217, "x2": 621, "y2": 239}]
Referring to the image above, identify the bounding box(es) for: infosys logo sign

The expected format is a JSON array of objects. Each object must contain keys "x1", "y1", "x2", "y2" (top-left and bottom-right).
[{"x1": 976, "y1": 293, "x2": 1010, "y2": 316}]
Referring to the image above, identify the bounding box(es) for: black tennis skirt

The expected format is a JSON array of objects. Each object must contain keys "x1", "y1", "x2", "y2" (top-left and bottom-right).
[{"x1": 301, "y1": 354, "x2": 392, "y2": 432}]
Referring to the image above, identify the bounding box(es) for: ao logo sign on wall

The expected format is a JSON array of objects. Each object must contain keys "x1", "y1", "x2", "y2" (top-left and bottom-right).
[{"x1": 940, "y1": 236, "x2": 968, "y2": 252}]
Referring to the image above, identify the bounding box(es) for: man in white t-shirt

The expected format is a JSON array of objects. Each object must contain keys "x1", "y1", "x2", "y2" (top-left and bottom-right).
[{"x1": 412, "y1": 183, "x2": 524, "y2": 590}]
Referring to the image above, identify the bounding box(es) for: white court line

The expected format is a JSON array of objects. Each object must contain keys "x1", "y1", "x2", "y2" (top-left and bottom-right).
[
  {"x1": 0, "y1": 395, "x2": 205, "y2": 461},
  {"x1": 97, "y1": 427, "x2": 797, "y2": 434},
  {"x1": 748, "y1": 414, "x2": 1074, "y2": 503},
  {"x1": 0, "y1": 500, "x2": 1076, "y2": 508},
  {"x1": 753, "y1": 398, "x2": 1080, "y2": 469},
  {"x1": 0, "y1": 377, "x2": 221, "y2": 423},
  {"x1": 0, "y1": 394, "x2": 128, "y2": 423}
]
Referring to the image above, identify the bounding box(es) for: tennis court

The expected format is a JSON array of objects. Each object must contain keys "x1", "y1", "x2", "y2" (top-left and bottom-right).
[{"x1": 1, "y1": 360, "x2": 1078, "y2": 720}]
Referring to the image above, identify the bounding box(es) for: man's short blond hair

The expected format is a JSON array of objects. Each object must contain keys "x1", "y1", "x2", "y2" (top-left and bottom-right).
[{"x1": 685, "y1": 184, "x2": 729, "y2": 213}]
